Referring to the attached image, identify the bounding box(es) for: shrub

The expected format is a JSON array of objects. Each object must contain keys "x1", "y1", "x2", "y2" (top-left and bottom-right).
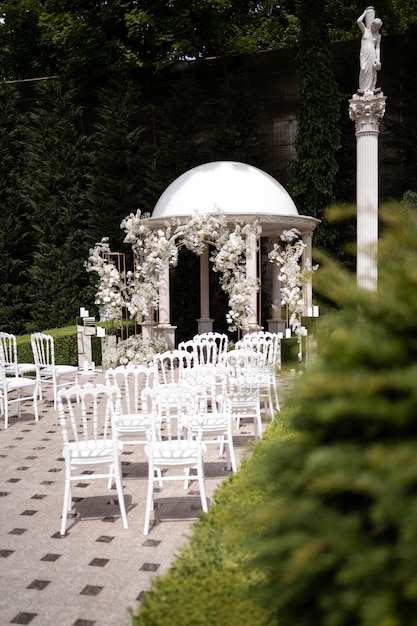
[{"x1": 247, "y1": 202, "x2": 417, "y2": 625}]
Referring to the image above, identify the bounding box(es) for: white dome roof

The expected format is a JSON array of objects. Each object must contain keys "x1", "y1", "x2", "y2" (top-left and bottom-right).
[{"x1": 152, "y1": 161, "x2": 299, "y2": 219}]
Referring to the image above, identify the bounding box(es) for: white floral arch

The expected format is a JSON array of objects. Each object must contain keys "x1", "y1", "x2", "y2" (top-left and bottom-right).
[{"x1": 86, "y1": 161, "x2": 320, "y2": 346}]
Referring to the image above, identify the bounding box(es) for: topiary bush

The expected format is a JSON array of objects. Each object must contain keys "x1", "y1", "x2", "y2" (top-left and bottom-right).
[{"x1": 246, "y1": 202, "x2": 417, "y2": 626}]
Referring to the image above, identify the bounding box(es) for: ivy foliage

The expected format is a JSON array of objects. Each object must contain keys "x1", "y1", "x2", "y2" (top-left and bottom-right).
[{"x1": 289, "y1": 0, "x2": 342, "y2": 251}]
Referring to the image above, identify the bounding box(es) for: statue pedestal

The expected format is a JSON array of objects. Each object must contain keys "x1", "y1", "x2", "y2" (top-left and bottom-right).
[{"x1": 349, "y1": 90, "x2": 386, "y2": 290}]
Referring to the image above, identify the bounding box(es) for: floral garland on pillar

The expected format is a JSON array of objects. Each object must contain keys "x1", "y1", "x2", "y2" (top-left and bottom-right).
[
  {"x1": 86, "y1": 209, "x2": 261, "y2": 332},
  {"x1": 268, "y1": 228, "x2": 317, "y2": 336}
]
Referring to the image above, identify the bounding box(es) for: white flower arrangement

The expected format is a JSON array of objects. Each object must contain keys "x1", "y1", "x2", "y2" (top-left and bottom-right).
[
  {"x1": 85, "y1": 238, "x2": 123, "y2": 320},
  {"x1": 268, "y1": 228, "x2": 318, "y2": 336},
  {"x1": 86, "y1": 209, "x2": 263, "y2": 332},
  {"x1": 104, "y1": 334, "x2": 170, "y2": 368}
]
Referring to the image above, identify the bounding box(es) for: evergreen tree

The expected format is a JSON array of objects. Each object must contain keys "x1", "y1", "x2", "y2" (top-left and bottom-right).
[
  {"x1": 87, "y1": 76, "x2": 156, "y2": 251},
  {"x1": 249, "y1": 202, "x2": 417, "y2": 625},
  {"x1": 0, "y1": 82, "x2": 31, "y2": 333},
  {"x1": 20, "y1": 80, "x2": 93, "y2": 330}
]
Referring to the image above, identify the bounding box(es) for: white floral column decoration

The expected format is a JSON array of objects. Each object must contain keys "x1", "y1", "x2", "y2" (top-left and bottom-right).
[
  {"x1": 268, "y1": 228, "x2": 317, "y2": 361},
  {"x1": 86, "y1": 209, "x2": 262, "y2": 337}
]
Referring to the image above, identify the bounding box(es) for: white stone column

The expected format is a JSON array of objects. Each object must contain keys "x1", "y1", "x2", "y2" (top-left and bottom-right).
[
  {"x1": 246, "y1": 230, "x2": 259, "y2": 331},
  {"x1": 267, "y1": 236, "x2": 286, "y2": 334},
  {"x1": 157, "y1": 260, "x2": 176, "y2": 347},
  {"x1": 349, "y1": 91, "x2": 386, "y2": 290},
  {"x1": 301, "y1": 231, "x2": 313, "y2": 311},
  {"x1": 197, "y1": 246, "x2": 214, "y2": 334}
]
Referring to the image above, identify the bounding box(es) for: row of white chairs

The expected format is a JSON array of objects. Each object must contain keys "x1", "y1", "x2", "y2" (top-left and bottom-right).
[
  {"x1": 58, "y1": 364, "x2": 236, "y2": 536},
  {"x1": 0, "y1": 332, "x2": 78, "y2": 429}
]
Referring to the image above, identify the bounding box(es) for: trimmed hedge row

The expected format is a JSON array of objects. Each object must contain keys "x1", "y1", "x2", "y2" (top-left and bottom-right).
[{"x1": 130, "y1": 411, "x2": 294, "y2": 626}]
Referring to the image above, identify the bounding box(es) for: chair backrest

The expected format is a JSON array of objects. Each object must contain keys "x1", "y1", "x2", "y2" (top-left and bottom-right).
[
  {"x1": 180, "y1": 363, "x2": 228, "y2": 414},
  {"x1": 178, "y1": 338, "x2": 218, "y2": 365},
  {"x1": 224, "y1": 349, "x2": 263, "y2": 396},
  {"x1": 146, "y1": 383, "x2": 201, "y2": 443},
  {"x1": 193, "y1": 332, "x2": 228, "y2": 362},
  {"x1": 105, "y1": 364, "x2": 157, "y2": 416},
  {"x1": 237, "y1": 331, "x2": 281, "y2": 368},
  {"x1": 0, "y1": 332, "x2": 18, "y2": 373},
  {"x1": 31, "y1": 333, "x2": 55, "y2": 368},
  {"x1": 153, "y1": 349, "x2": 194, "y2": 384},
  {"x1": 58, "y1": 383, "x2": 121, "y2": 445}
]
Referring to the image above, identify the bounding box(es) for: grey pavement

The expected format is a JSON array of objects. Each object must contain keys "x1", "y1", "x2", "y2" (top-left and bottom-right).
[{"x1": 0, "y1": 369, "x2": 293, "y2": 626}]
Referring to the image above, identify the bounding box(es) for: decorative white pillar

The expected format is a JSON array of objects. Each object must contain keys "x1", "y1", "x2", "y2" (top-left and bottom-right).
[
  {"x1": 157, "y1": 260, "x2": 176, "y2": 347},
  {"x1": 349, "y1": 91, "x2": 386, "y2": 290},
  {"x1": 246, "y1": 230, "x2": 260, "y2": 331},
  {"x1": 301, "y1": 231, "x2": 313, "y2": 311},
  {"x1": 197, "y1": 246, "x2": 214, "y2": 334},
  {"x1": 267, "y1": 236, "x2": 285, "y2": 334}
]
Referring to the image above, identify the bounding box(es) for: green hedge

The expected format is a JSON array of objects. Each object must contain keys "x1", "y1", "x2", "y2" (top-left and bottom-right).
[
  {"x1": 14, "y1": 320, "x2": 136, "y2": 367},
  {"x1": 130, "y1": 412, "x2": 294, "y2": 626}
]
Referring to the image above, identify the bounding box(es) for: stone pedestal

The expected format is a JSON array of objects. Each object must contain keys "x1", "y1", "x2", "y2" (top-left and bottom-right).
[
  {"x1": 349, "y1": 90, "x2": 386, "y2": 290},
  {"x1": 197, "y1": 317, "x2": 214, "y2": 334}
]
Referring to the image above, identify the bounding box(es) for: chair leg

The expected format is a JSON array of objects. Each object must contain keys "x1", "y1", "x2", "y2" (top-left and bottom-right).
[
  {"x1": 114, "y1": 476, "x2": 128, "y2": 530},
  {"x1": 143, "y1": 473, "x2": 155, "y2": 535},
  {"x1": 4, "y1": 397, "x2": 8, "y2": 430},
  {"x1": 60, "y1": 477, "x2": 71, "y2": 535},
  {"x1": 33, "y1": 385, "x2": 39, "y2": 422},
  {"x1": 227, "y1": 438, "x2": 237, "y2": 473},
  {"x1": 197, "y1": 462, "x2": 208, "y2": 513}
]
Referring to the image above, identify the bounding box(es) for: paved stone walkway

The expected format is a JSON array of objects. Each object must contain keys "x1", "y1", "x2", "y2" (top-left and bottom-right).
[{"x1": 0, "y1": 369, "x2": 292, "y2": 626}]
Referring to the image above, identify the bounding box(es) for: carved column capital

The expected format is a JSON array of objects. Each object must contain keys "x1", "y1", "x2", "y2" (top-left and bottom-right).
[{"x1": 349, "y1": 91, "x2": 386, "y2": 135}]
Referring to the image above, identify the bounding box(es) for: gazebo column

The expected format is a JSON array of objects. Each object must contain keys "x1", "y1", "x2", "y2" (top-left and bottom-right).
[
  {"x1": 302, "y1": 231, "x2": 313, "y2": 313},
  {"x1": 246, "y1": 231, "x2": 260, "y2": 332},
  {"x1": 197, "y1": 246, "x2": 214, "y2": 334},
  {"x1": 157, "y1": 260, "x2": 176, "y2": 347},
  {"x1": 267, "y1": 236, "x2": 286, "y2": 334}
]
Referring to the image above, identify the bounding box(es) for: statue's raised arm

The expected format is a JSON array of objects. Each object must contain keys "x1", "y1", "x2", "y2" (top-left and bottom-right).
[{"x1": 357, "y1": 6, "x2": 382, "y2": 93}]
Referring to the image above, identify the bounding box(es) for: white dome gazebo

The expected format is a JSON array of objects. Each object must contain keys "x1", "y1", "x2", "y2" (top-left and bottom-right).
[{"x1": 148, "y1": 161, "x2": 320, "y2": 345}]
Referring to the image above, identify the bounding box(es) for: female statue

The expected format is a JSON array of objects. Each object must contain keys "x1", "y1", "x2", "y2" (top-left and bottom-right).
[{"x1": 357, "y1": 7, "x2": 382, "y2": 93}]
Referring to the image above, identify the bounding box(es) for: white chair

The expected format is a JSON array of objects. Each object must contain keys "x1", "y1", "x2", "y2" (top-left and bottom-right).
[
  {"x1": 31, "y1": 333, "x2": 79, "y2": 409},
  {"x1": 0, "y1": 359, "x2": 39, "y2": 429},
  {"x1": 179, "y1": 337, "x2": 218, "y2": 365},
  {"x1": 193, "y1": 332, "x2": 228, "y2": 363},
  {"x1": 143, "y1": 383, "x2": 208, "y2": 535},
  {"x1": 224, "y1": 349, "x2": 263, "y2": 438},
  {"x1": 0, "y1": 332, "x2": 37, "y2": 377},
  {"x1": 105, "y1": 363, "x2": 158, "y2": 446},
  {"x1": 57, "y1": 382, "x2": 128, "y2": 536},
  {"x1": 236, "y1": 331, "x2": 281, "y2": 414},
  {"x1": 181, "y1": 363, "x2": 237, "y2": 472},
  {"x1": 153, "y1": 349, "x2": 194, "y2": 384}
]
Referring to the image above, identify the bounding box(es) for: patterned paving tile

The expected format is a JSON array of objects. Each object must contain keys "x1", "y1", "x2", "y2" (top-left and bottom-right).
[{"x1": 0, "y1": 368, "x2": 269, "y2": 625}]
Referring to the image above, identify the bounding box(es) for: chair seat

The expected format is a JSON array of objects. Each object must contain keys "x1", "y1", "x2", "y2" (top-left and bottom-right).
[
  {"x1": 146, "y1": 440, "x2": 207, "y2": 465},
  {"x1": 117, "y1": 414, "x2": 148, "y2": 432},
  {"x1": 4, "y1": 376, "x2": 37, "y2": 392},
  {"x1": 65, "y1": 439, "x2": 123, "y2": 464},
  {"x1": 4, "y1": 363, "x2": 36, "y2": 375},
  {"x1": 40, "y1": 364, "x2": 78, "y2": 376}
]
